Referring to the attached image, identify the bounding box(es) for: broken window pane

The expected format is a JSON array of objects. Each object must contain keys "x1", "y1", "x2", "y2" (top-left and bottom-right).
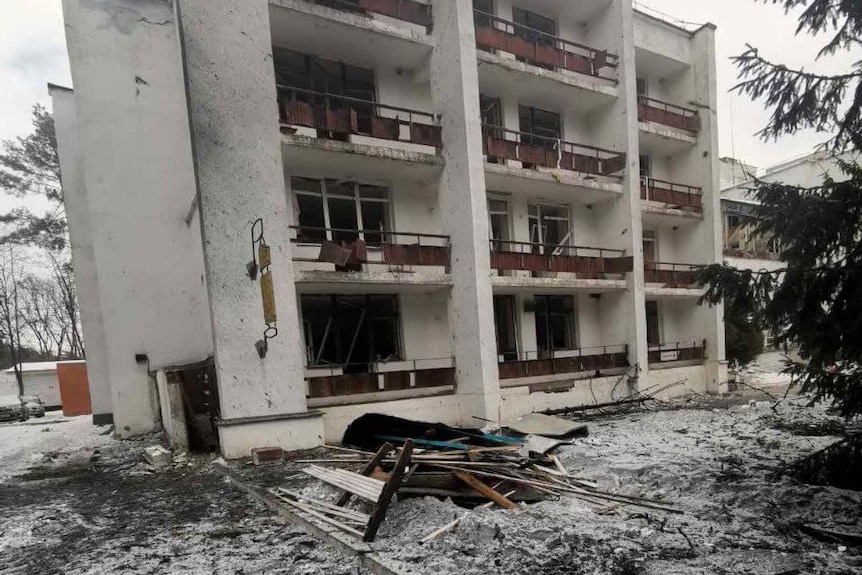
[{"x1": 535, "y1": 295, "x2": 576, "y2": 356}]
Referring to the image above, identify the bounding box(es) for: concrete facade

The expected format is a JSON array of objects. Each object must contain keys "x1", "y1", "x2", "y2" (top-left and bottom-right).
[{"x1": 54, "y1": 0, "x2": 726, "y2": 456}]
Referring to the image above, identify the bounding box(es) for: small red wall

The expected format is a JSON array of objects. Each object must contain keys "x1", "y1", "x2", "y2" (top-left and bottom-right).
[{"x1": 57, "y1": 362, "x2": 92, "y2": 416}]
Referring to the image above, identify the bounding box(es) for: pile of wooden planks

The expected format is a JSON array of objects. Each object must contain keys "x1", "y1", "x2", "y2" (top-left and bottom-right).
[{"x1": 290, "y1": 430, "x2": 681, "y2": 543}]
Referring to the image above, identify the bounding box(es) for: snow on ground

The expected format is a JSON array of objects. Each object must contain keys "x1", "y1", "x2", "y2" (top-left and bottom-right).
[{"x1": 1, "y1": 395, "x2": 860, "y2": 575}]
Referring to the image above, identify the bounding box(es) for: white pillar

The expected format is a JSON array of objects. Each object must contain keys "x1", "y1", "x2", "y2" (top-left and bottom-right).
[
  {"x1": 176, "y1": 0, "x2": 324, "y2": 456},
  {"x1": 430, "y1": 0, "x2": 501, "y2": 425}
]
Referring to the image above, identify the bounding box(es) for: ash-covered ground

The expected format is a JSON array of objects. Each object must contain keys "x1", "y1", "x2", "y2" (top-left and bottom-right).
[{"x1": 1, "y1": 394, "x2": 860, "y2": 575}]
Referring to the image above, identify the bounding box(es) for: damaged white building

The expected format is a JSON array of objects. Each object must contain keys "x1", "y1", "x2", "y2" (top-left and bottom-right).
[{"x1": 51, "y1": 0, "x2": 726, "y2": 457}]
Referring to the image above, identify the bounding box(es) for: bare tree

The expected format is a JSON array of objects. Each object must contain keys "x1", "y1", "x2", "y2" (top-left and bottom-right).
[
  {"x1": 0, "y1": 247, "x2": 26, "y2": 400},
  {"x1": 48, "y1": 254, "x2": 83, "y2": 358},
  {"x1": 20, "y1": 276, "x2": 57, "y2": 357}
]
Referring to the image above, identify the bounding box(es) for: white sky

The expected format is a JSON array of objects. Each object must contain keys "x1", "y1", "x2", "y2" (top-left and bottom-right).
[{"x1": 0, "y1": 0, "x2": 859, "y2": 177}]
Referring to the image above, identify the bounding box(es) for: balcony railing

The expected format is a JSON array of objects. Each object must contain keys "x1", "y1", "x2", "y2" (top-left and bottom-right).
[
  {"x1": 641, "y1": 177, "x2": 702, "y2": 212},
  {"x1": 498, "y1": 344, "x2": 629, "y2": 380},
  {"x1": 277, "y1": 86, "x2": 442, "y2": 148},
  {"x1": 490, "y1": 239, "x2": 632, "y2": 278},
  {"x1": 474, "y1": 10, "x2": 618, "y2": 81},
  {"x1": 482, "y1": 125, "x2": 626, "y2": 177},
  {"x1": 644, "y1": 261, "x2": 703, "y2": 287},
  {"x1": 291, "y1": 226, "x2": 450, "y2": 270},
  {"x1": 302, "y1": 0, "x2": 432, "y2": 29},
  {"x1": 306, "y1": 357, "x2": 455, "y2": 398},
  {"x1": 648, "y1": 340, "x2": 705, "y2": 364},
  {"x1": 638, "y1": 95, "x2": 700, "y2": 133}
]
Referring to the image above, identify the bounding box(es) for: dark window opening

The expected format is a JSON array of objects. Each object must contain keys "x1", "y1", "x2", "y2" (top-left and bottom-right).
[
  {"x1": 292, "y1": 177, "x2": 390, "y2": 245},
  {"x1": 512, "y1": 6, "x2": 555, "y2": 46},
  {"x1": 519, "y1": 105, "x2": 560, "y2": 148},
  {"x1": 473, "y1": 0, "x2": 495, "y2": 28},
  {"x1": 646, "y1": 301, "x2": 660, "y2": 346},
  {"x1": 639, "y1": 155, "x2": 651, "y2": 179},
  {"x1": 534, "y1": 295, "x2": 576, "y2": 356},
  {"x1": 636, "y1": 77, "x2": 648, "y2": 97},
  {"x1": 528, "y1": 203, "x2": 569, "y2": 255},
  {"x1": 493, "y1": 295, "x2": 519, "y2": 361},
  {"x1": 302, "y1": 294, "x2": 402, "y2": 372}
]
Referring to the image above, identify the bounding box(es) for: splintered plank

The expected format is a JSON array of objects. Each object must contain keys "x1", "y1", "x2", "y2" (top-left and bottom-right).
[
  {"x1": 364, "y1": 440, "x2": 414, "y2": 542},
  {"x1": 336, "y1": 442, "x2": 393, "y2": 507},
  {"x1": 451, "y1": 470, "x2": 519, "y2": 510}
]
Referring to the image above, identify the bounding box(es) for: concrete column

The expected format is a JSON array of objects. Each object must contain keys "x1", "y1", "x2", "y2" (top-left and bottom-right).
[
  {"x1": 592, "y1": 0, "x2": 649, "y2": 377},
  {"x1": 176, "y1": 0, "x2": 324, "y2": 456},
  {"x1": 429, "y1": 0, "x2": 501, "y2": 425},
  {"x1": 688, "y1": 24, "x2": 727, "y2": 391},
  {"x1": 49, "y1": 85, "x2": 113, "y2": 425},
  {"x1": 61, "y1": 0, "x2": 214, "y2": 437}
]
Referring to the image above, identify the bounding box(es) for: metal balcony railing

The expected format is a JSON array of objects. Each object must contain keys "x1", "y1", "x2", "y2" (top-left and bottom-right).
[
  {"x1": 640, "y1": 176, "x2": 703, "y2": 212},
  {"x1": 647, "y1": 340, "x2": 706, "y2": 364},
  {"x1": 306, "y1": 357, "x2": 456, "y2": 398},
  {"x1": 489, "y1": 239, "x2": 631, "y2": 278},
  {"x1": 482, "y1": 125, "x2": 626, "y2": 177},
  {"x1": 643, "y1": 261, "x2": 703, "y2": 287},
  {"x1": 473, "y1": 10, "x2": 618, "y2": 81},
  {"x1": 498, "y1": 344, "x2": 629, "y2": 380},
  {"x1": 277, "y1": 86, "x2": 442, "y2": 148},
  {"x1": 637, "y1": 95, "x2": 700, "y2": 132},
  {"x1": 290, "y1": 226, "x2": 450, "y2": 270},
  {"x1": 303, "y1": 0, "x2": 432, "y2": 28}
]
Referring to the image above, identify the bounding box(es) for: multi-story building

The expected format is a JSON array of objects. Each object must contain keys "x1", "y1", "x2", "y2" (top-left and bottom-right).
[{"x1": 52, "y1": 0, "x2": 725, "y2": 457}]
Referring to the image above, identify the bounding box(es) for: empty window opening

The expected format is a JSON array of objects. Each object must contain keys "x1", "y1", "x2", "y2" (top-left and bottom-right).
[
  {"x1": 519, "y1": 105, "x2": 561, "y2": 152},
  {"x1": 488, "y1": 196, "x2": 511, "y2": 249},
  {"x1": 642, "y1": 229, "x2": 658, "y2": 263},
  {"x1": 529, "y1": 203, "x2": 570, "y2": 254},
  {"x1": 512, "y1": 6, "x2": 555, "y2": 45},
  {"x1": 646, "y1": 301, "x2": 661, "y2": 346},
  {"x1": 534, "y1": 295, "x2": 576, "y2": 357},
  {"x1": 493, "y1": 295, "x2": 519, "y2": 361},
  {"x1": 301, "y1": 294, "x2": 402, "y2": 372}
]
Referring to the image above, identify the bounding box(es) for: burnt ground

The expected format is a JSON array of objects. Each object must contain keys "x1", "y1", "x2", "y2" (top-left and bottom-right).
[{"x1": 1, "y1": 396, "x2": 861, "y2": 575}]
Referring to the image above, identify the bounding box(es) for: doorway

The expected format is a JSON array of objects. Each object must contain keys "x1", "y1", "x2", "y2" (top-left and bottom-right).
[{"x1": 534, "y1": 295, "x2": 576, "y2": 358}]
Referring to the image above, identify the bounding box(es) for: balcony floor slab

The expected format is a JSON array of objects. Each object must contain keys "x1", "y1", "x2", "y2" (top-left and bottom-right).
[
  {"x1": 282, "y1": 134, "x2": 443, "y2": 184},
  {"x1": 644, "y1": 285, "x2": 706, "y2": 299},
  {"x1": 638, "y1": 121, "x2": 697, "y2": 155},
  {"x1": 269, "y1": 0, "x2": 432, "y2": 70},
  {"x1": 477, "y1": 50, "x2": 617, "y2": 113},
  {"x1": 485, "y1": 162, "x2": 623, "y2": 205},
  {"x1": 492, "y1": 274, "x2": 627, "y2": 294},
  {"x1": 295, "y1": 269, "x2": 452, "y2": 293},
  {"x1": 642, "y1": 202, "x2": 703, "y2": 226}
]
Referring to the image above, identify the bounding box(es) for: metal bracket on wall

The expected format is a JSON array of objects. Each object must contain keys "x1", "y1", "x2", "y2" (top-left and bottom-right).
[{"x1": 249, "y1": 218, "x2": 278, "y2": 358}]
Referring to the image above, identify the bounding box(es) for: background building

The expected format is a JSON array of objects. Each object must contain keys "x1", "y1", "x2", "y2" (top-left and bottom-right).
[{"x1": 52, "y1": 0, "x2": 725, "y2": 457}]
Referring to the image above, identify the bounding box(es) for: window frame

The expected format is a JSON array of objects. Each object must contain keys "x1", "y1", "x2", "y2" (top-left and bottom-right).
[{"x1": 293, "y1": 177, "x2": 392, "y2": 244}]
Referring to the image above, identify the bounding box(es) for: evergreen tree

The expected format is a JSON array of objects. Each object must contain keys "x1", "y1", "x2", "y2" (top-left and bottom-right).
[{"x1": 699, "y1": 0, "x2": 862, "y2": 415}]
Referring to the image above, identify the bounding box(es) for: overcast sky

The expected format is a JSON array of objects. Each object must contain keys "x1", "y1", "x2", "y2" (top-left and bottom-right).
[{"x1": 0, "y1": 0, "x2": 859, "y2": 174}]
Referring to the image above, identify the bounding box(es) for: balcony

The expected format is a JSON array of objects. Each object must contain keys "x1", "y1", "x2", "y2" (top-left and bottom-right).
[
  {"x1": 300, "y1": 0, "x2": 432, "y2": 28},
  {"x1": 482, "y1": 126, "x2": 625, "y2": 178},
  {"x1": 291, "y1": 226, "x2": 450, "y2": 284},
  {"x1": 648, "y1": 340, "x2": 705, "y2": 365},
  {"x1": 641, "y1": 177, "x2": 702, "y2": 213},
  {"x1": 490, "y1": 240, "x2": 632, "y2": 278},
  {"x1": 474, "y1": 11, "x2": 617, "y2": 82},
  {"x1": 278, "y1": 86, "x2": 442, "y2": 150},
  {"x1": 638, "y1": 95, "x2": 699, "y2": 133},
  {"x1": 306, "y1": 357, "x2": 455, "y2": 400},
  {"x1": 644, "y1": 261, "x2": 702, "y2": 288},
  {"x1": 498, "y1": 344, "x2": 629, "y2": 381}
]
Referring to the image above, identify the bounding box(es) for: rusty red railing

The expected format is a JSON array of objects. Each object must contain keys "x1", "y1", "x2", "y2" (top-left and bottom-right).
[
  {"x1": 640, "y1": 176, "x2": 702, "y2": 212},
  {"x1": 474, "y1": 10, "x2": 617, "y2": 81},
  {"x1": 304, "y1": 0, "x2": 432, "y2": 28},
  {"x1": 498, "y1": 344, "x2": 629, "y2": 380},
  {"x1": 490, "y1": 239, "x2": 631, "y2": 278},
  {"x1": 482, "y1": 125, "x2": 626, "y2": 177},
  {"x1": 637, "y1": 95, "x2": 700, "y2": 132},
  {"x1": 277, "y1": 86, "x2": 442, "y2": 148},
  {"x1": 647, "y1": 340, "x2": 706, "y2": 364},
  {"x1": 306, "y1": 358, "x2": 455, "y2": 398},
  {"x1": 643, "y1": 261, "x2": 703, "y2": 287}
]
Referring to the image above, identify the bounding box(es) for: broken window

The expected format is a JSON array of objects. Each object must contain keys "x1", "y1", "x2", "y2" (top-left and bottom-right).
[
  {"x1": 534, "y1": 295, "x2": 576, "y2": 356},
  {"x1": 488, "y1": 197, "x2": 511, "y2": 250},
  {"x1": 528, "y1": 203, "x2": 569, "y2": 254},
  {"x1": 518, "y1": 105, "x2": 560, "y2": 149},
  {"x1": 512, "y1": 6, "x2": 555, "y2": 45},
  {"x1": 301, "y1": 294, "x2": 402, "y2": 371},
  {"x1": 646, "y1": 301, "x2": 661, "y2": 346},
  {"x1": 293, "y1": 177, "x2": 390, "y2": 245},
  {"x1": 493, "y1": 295, "x2": 519, "y2": 361},
  {"x1": 639, "y1": 155, "x2": 651, "y2": 179},
  {"x1": 473, "y1": 0, "x2": 495, "y2": 27},
  {"x1": 642, "y1": 229, "x2": 657, "y2": 263},
  {"x1": 636, "y1": 77, "x2": 648, "y2": 97}
]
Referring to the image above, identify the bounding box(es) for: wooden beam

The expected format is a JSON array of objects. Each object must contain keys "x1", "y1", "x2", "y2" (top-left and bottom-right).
[
  {"x1": 451, "y1": 470, "x2": 519, "y2": 510},
  {"x1": 336, "y1": 442, "x2": 393, "y2": 507},
  {"x1": 364, "y1": 440, "x2": 414, "y2": 542}
]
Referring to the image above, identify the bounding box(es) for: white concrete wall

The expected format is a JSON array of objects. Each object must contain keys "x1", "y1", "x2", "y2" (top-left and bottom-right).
[
  {"x1": 49, "y1": 85, "x2": 113, "y2": 421},
  {"x1": 633, "y1": 11, "x2": 692, "y2": 66},
  {"x1": 61, "y1": 0, "x2": 214, "y2": 436}
]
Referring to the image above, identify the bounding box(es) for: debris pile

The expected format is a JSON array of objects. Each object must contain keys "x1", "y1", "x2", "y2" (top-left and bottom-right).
[{"x1": 269, "y1": 412, "x2": 681, "y2": 542}]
